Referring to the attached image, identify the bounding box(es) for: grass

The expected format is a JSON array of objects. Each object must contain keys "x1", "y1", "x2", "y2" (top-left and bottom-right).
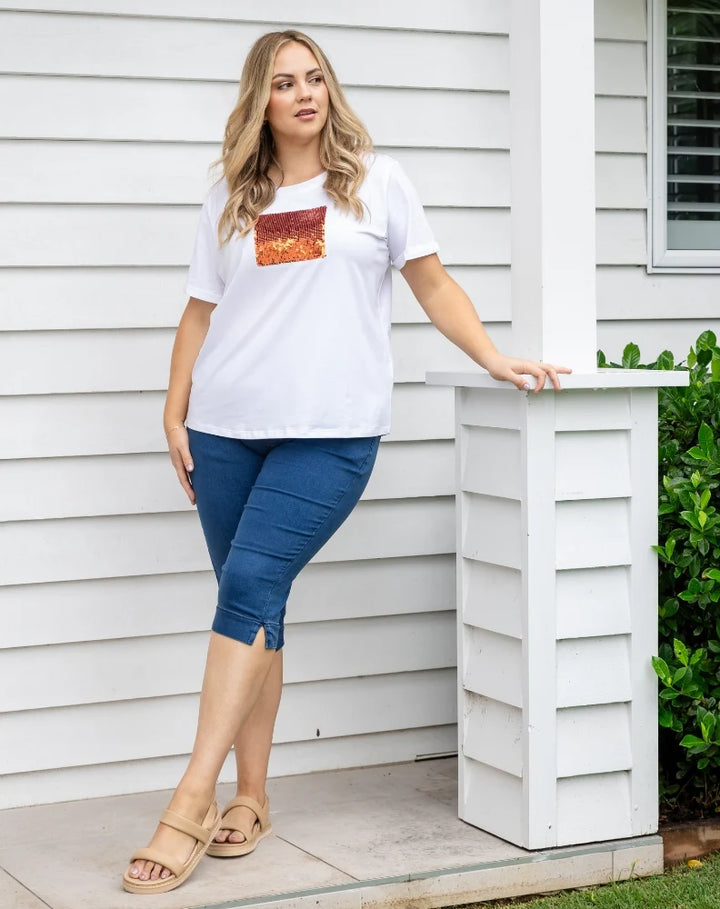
[{"x1": 451, "y1": 851, "x2": 720, "y2": 909}]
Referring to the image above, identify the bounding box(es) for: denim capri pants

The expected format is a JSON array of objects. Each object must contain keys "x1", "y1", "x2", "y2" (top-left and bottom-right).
[{"x1": 187, "y1": 430, "x2": 380, "y2": 651}]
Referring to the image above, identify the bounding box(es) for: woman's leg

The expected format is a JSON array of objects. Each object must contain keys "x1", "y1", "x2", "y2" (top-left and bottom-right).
[
  {"x1": 128, "y1": 432, "x2": 271, "y2": 883},
  {"x1": 127, "y1": 630, "x2": 277, "y2": 882},
  {"x1": 214, "y1": 648, "x2": 283, "y2": 844},
  {"x1": 127, "y1": 434, "x2": 380, "y2": 882}
]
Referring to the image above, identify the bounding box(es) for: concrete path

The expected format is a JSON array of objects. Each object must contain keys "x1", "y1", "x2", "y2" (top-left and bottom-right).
[{"x1": 0, "y1": 758, "x2": 663, "y2": 909}]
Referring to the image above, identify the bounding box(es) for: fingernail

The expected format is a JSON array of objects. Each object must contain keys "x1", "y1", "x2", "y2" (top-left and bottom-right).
[
  {"x1": 523, "y1": 383, "x2": 531, "y2": 391},
  {"x1": 187, "y1": 463, "x2": 194, "y2": 471}
]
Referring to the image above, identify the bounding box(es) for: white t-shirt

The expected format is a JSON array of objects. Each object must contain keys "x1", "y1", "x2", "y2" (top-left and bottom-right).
[{"x1": 184, "y1": 153, "x2": 438, "y2": 439}]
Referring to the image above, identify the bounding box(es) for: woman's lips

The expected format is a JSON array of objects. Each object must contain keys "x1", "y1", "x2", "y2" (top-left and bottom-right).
[{"x1": 295, "y1": 109, "x2": 317, "y2": 120}]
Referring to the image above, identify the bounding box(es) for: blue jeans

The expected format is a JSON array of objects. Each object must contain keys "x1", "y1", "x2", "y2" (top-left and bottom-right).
[{"x1": 187, "y1": 430, "x2": 380, "y2": 650}]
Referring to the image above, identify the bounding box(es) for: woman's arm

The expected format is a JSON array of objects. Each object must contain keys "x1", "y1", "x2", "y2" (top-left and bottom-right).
[
  {"x1": 400, "y1": 254, "x2": 571, "y2": 392},
  {"x1": 163, "y1": 296, "x2": 216, "y2": 504}
]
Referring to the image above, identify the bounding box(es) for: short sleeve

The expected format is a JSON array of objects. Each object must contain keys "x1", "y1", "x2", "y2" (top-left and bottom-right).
[
  {"x1": 185, "y1": 196, "x2": 225, "y2": 304},
  {"x1": 385, "y1": 159, "x2": 439, "y2": 270}
]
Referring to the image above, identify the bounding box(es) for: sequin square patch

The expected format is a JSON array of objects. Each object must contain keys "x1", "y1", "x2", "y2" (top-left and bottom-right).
[{"x1": 254, "y1": 205, "x2": 327, "y2": 267}]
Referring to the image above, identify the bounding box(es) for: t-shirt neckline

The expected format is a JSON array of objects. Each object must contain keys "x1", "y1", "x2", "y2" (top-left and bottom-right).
[{"x1": 275, "y1": 171, "x2": 327, "y2": 193}]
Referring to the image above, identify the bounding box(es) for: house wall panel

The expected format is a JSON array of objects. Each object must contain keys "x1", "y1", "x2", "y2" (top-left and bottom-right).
[
  {"x1": 463, "y1": 694, "x2": 523, "y2": 778},
  {"x1": 0, "y1": 667, "x2": 457, "y2": 774},
  {"x1": 556, "y1": 636, "x2": 632, "y2": 708},
  {"x1": 0, "y1": 726, "x2": 458, "y2": 810},
  {"x1": 0, "y1": 611, "x2": 456, "y2": 712},
  {"x1": 462, "y1": 628, "x2": 523, "y2": 709},
  {"x1": 556, "y1": 704, "x2": 632, "y2": 777},
  {"x1": 555, "y1": 567, "x2": 632, "y2": 640},
  {"x1": 0, "y1": 205, "x2": 510, "y2": 268},
  {"x1": 0, "y1": 384, "x2": 456, "y2": 460},
  {"x1": 2, "y1": 554, "x2": 456, "y2": 649},
  {"x1": 1, "y1": 144, "x2": 641, "y2": 212},
  {"x1": 0, "y1": 77, "x2": 509, "y2": 148},
  {"x1": 0, "y1": 1, "x2": 506, "y2": 33},
  {"x1": 0, "y1": 11, "x2": 507, "y2": 91},
  {"x1": 556, "y1": 772, "x2": 633, "y2": 843},
  {"x1": 0, "y1": 264, "x2": 504, "y2": 331},
  {"x1": 0, "y1": 498, "x2": 455, "y2": 586},
  {"x1": 0, "y1": 441, "x2": 455, "y2": 522},
  {"x1": 0, "y1": 0, "x2": 702, "y2": 810}
]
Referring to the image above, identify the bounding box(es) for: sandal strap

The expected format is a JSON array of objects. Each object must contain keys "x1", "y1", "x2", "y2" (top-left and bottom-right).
[
  {"x1": 129, "y1": 847, "x2": 183, "y2": 879},
  {"x1": 160, "y1": 808, "x2": 216, "y2": 845},
  {"x1": 221, "y1": 796, "x2": 269, "y2": 833}
]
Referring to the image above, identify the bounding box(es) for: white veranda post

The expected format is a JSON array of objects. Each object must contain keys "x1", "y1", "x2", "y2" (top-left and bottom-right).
[{"x1": 428, "y1": 0, "x2": 687, "y2": 850}]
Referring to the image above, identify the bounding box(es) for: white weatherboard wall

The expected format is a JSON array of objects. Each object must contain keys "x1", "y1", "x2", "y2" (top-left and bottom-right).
[
  {"x1": 2, "y1": 0, "x2": 717, "y2": 811},
  {"x1": 0, "y1": 2, "x2": 493, "y2": 808}
]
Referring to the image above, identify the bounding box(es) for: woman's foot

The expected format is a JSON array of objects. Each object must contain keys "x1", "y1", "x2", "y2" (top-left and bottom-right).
[
  {"x1": 213, "y1": 790, "x2": 267, "y2": 846},
  {"x1": 126, "y1": 785, "x2": 217, "y2": 883}
]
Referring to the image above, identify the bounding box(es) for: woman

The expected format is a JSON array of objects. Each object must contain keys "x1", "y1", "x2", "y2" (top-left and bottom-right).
[{"x1": 123, "y1": 29, "x2": 569, "y2": 895}]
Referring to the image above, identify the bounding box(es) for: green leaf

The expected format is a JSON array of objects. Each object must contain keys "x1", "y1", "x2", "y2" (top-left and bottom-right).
[
  {"x1": 698, "y1": 422, "x2": 714, "y2": 450},
  {"x1": 659, "y1": 706, "x2": 674, "y2": 728},
  {"x1": 673, "y1": 638, "x2": 690, "y2": 666},
  {"x1": 656, "y1": 350, "x2": 675, "y2": 371},
  {"x1": 652, "y1": 655, "x2": 671, "y2": 682},
  {"x1": 681, "y1": 734, "x2": 707, "y2": 748},
  {"x1": 622, "y1": 342, "x2": 641, "y2": 370},
  {"x1": 597, "y1": 349, "x2": 607, "y2": 368},
  {"x1": 697, "y1": 330, "x2": 717, "y2": 351},
  {"x1": 660, "y1": 689, "x2": 681, "y2": 700}
]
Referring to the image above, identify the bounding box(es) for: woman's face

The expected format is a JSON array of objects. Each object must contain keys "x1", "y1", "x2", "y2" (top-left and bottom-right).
[{"x1": 265, "y1": 42, "x2": 329, "y2": 145}]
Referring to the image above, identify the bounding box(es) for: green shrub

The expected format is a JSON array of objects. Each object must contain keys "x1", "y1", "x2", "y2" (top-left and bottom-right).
[{"x1": 598, "y1": 331, "x2": 720, "y2": 815}]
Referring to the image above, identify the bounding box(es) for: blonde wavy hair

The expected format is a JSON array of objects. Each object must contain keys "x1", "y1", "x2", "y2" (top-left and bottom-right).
[{"x1": 214, "y1": 30, "x2": 373, "y2": 244}]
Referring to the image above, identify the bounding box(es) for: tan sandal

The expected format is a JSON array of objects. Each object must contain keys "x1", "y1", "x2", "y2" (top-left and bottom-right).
[
  {"x1": 122, "y1": 801, "x2": 221, "y2": 894},
  {"x1": 206, "y1": 794, "x2": 272, "y2": 857}
]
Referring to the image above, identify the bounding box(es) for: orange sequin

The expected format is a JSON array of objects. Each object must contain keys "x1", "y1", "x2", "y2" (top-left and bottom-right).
[{"x1": 254, "y1": 206, "x2": 327, "y2": 267}]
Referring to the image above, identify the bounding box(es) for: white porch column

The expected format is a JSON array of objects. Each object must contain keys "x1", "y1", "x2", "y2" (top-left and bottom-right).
[
  {"x1": 510, "y1": 0, "x2": 596, "y2": 370},
  {"x1": 426, "y1": 0, "x2": 688, "y2": 851}
]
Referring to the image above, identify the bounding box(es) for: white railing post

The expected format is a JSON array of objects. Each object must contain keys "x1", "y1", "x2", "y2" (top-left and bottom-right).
[{"x1": 427, "y1": 0, "x2": 688, "y2": 852}]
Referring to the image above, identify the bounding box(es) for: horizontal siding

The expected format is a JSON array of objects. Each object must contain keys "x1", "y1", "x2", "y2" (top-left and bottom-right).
[
  {"x1": 0, "y1": 12, "x2": 508, "y2": 91},
  {"x1": 0, "y1": 205, "x2": 508, "y2": 267},
  {"x1": 0, "y1": 612, "x2": 457, "y2": 712},
  {"x1": 1, "y1": 142, "x2": 644, "y2": 211},
  {"x1": 2, "y1": 554, "x2": 456, "y2": 648},
  {"x1": 0, "y1": 441, "x2": 455, "y2": 522},
  {"x1": 0, "y1": 78, "x2": 509, "y2": 147},
  {"x1": 11, "y1": 261, "x2": 718, "y2": 334},
  {"x1": 0, "y1": 0, "x2": 706, "y2": 809},
  {"x1": 0, "y1": 265, "x2": 504, "y2": 330},
  {"x1": 0, "y1": 725, "x2": 458, "y2": 810},
  {"x1": 0, "y1": 497, "x2": 455, "y2": 586},
  {"x1": 0, "y1": 1, "x2": 507, "y2": 33},
  {"x1": 0, "y1": 205, "x2": 647, "y2": 268},
  {"x1": 0, "y1": 0, "x2": 645, "y2": 39},
  {"x1": 0, "y1": 323, "x2": 486, "y2": 394},
  {"x1": 0, "y1": 667, "x2": 457, "y2": 774},
  {"x1": 0, "y1": 384, "x2": 455, "y2": 461},
  {"x1": 598, "y1": 318, "x2": 720, "y2": 363}
]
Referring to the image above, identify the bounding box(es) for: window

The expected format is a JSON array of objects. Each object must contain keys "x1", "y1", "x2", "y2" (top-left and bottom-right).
[{"x1": 651, "y1": 0, "x2": 720, "y2": 269}]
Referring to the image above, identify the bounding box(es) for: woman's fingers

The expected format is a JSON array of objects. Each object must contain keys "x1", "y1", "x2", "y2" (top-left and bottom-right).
[
  {"x1": 493, "y1": 359, "x2": 571, "y2": 393},
  {"x1": 167, "y1": 430, "x2": 196, "y2": 504}
]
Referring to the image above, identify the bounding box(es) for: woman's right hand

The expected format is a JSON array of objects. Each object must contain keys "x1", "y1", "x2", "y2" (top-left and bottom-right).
[{"x1": 166, "y1": 424, "x2": 196, "y2": 505}]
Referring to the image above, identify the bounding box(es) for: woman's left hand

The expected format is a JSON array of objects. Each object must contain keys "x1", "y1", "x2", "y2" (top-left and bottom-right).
[{"x1": 482, "y1": 352, "x2": 572, "y2": 393}]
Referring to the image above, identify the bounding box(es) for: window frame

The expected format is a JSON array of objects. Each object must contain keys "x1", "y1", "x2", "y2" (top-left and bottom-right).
[{"x1": 648, "y1": 0, "x2": 720, "y2": 272}]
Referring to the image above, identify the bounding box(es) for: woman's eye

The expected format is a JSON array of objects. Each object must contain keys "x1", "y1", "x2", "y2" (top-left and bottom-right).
[
  {"x1": 276, "y1": 81, "x2": 292, "y2": 90},
  {"x1": 310, "y1": 76, "x2": 323, "y2": 84}
]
